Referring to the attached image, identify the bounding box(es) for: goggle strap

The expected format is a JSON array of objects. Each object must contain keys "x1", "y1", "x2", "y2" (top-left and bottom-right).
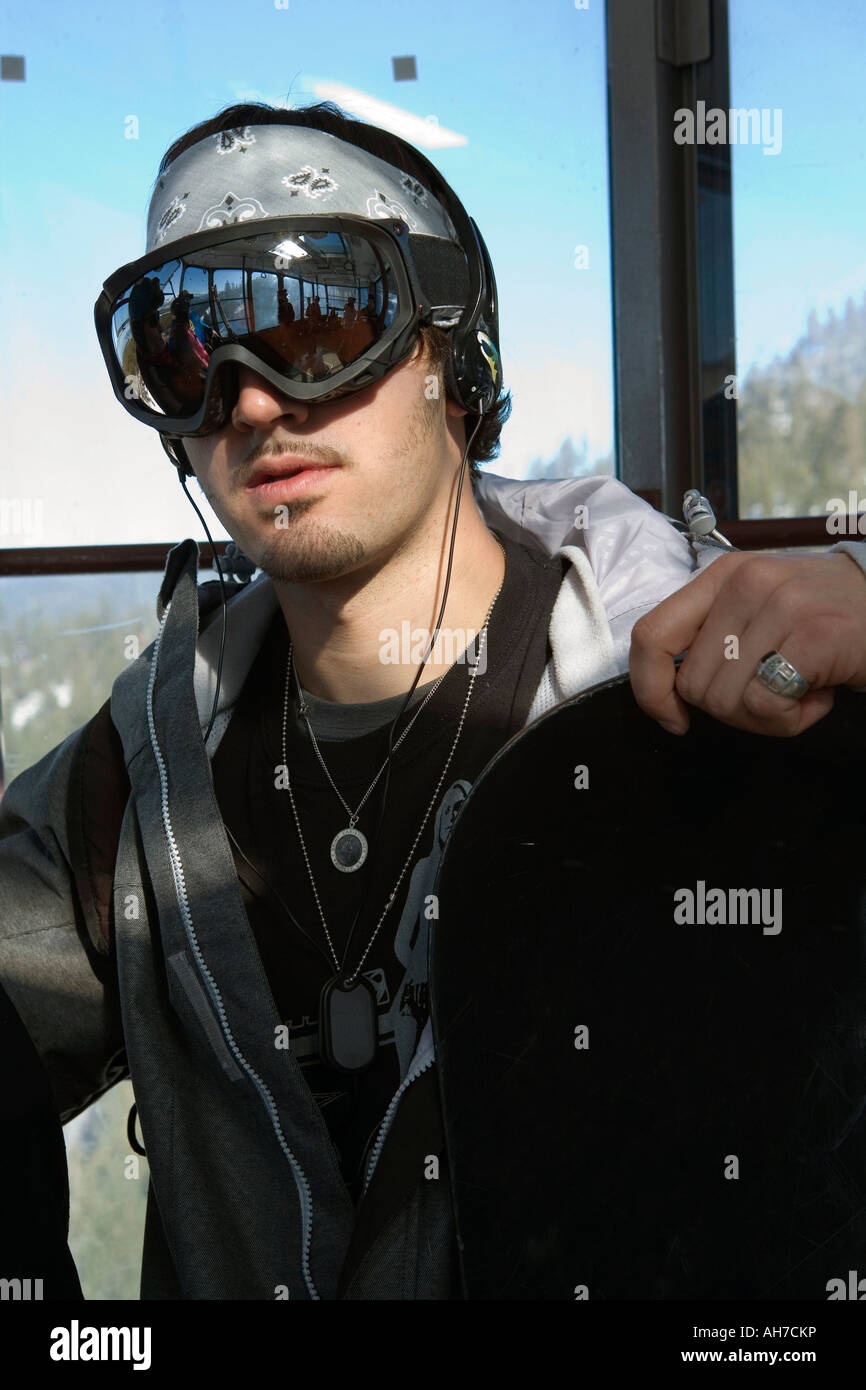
[{"x1": 407, "y1": 235, "x2": 470, "y2": 315}]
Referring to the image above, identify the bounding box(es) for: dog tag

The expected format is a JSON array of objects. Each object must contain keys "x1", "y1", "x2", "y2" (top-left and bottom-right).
[{"x1": 319, "y1": 973, "x2": 378, "y2": 1073}]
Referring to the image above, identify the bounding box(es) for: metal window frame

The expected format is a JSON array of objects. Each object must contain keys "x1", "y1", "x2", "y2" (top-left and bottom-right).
[
  {"x1": 3, "y1": 511, "x2": 858, "y2": 583},
  {"x1": 0, "y1": 544, "x2": 229, "y2": 576},
  {"x1": 607, "y1": 0, "x2": 722, "y2": 516},
  {"x1": 606, "y1": 0, "x2": 845, "y2": 543}
]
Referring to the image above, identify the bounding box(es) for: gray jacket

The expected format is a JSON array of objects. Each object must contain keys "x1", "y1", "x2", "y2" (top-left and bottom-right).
[{"x1": 2, "y1": 473, "x2": 863, "y2": 1299}]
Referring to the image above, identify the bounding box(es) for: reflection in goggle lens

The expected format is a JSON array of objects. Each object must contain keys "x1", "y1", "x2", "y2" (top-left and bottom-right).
[{"x1": 112, "y1": 229, "x2": 400, "y2": 419}]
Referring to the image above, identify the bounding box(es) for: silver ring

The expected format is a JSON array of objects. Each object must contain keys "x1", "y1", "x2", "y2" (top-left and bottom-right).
[{"x1": 755, "y1": 651, "x2": 810, "y2": 700}]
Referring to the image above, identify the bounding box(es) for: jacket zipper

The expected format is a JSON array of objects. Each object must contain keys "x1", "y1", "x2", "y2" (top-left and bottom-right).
[
  {"x1": 362, "y1": 1025, "x2": 436, "y2": 1196},
  {"x1": 147, "y1": 601, "x2": 320, "y2": 1300}
]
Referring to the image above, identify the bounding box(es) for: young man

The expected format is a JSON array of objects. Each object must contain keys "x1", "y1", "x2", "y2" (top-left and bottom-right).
[{"x1": 2, "y1": 101, "x2": 866, "y2": 1301}]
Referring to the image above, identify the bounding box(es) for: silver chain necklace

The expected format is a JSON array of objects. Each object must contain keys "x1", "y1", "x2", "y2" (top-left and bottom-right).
[
  {"x1": 278, "y1": 543, "x2": 505, "y2": 1073},
  {"x1": 292, "y1": 649, "x2": 450, "y2": 874}
]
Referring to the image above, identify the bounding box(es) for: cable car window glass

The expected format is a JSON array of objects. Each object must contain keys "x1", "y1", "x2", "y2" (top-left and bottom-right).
[{"x1": 729, "y1": 0, "x2": 866, "y2": 521}]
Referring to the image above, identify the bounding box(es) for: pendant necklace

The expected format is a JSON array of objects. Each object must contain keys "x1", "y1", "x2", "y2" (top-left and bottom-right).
[
  {"x1": 279, "y1": 542, "x2": 505, "y2": 1073},
  {"x1": 292, "y1": 649, "x2": 449, "y2": 874}
]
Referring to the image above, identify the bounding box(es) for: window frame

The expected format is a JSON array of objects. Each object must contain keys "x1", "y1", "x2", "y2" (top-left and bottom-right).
[{"x1": 606, "y1": 0, "x2": 861, "y2": 543}]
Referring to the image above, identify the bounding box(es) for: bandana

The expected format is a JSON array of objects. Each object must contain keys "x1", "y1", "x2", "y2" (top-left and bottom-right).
[{"x1": 146, "y1": 122, "x2": 460, "y2": 255}]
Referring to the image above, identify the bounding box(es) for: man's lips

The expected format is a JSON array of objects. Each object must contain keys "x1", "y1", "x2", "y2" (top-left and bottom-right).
[{"x1": 244, "y1": 457, "x2": 339, "y2": 489}]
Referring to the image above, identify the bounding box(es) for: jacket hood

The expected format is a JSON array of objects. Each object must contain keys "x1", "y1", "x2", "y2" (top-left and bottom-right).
[{"x1": 160, "y1": 472, "x2": 716, "y2": 753}]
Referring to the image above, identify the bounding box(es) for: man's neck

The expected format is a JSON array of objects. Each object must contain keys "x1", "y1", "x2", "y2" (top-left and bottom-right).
[{"x1": 271, "y1": 500, "x2": 506, "y2": 705}]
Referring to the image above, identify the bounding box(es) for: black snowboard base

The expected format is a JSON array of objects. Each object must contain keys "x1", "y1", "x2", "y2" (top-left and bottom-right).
[{"x1": 432, "y1": 675, "x2": 866, "y2": 1300}]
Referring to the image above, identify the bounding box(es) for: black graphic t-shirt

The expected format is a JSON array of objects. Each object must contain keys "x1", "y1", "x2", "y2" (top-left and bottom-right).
[{"x1": 210, "y1": 531, "x2": 565, "y2": 1201}]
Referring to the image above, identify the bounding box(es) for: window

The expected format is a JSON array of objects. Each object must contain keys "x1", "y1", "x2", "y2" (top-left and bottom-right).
[
  {"x1": 0, "y1": 571, "x2": 163, "y2": 1299},
  {"x1": 0, "y1": 573, "x2": 161, "y2": 785},
  {"x1": 0, "y1": 1, "x2": 615, "y2": 558},
  {"x1": 729, "y1": 0, "x2": 866, "y2": 520}
]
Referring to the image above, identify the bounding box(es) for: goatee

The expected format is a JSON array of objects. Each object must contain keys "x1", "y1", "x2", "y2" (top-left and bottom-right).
[{"x1": 253, "y1": 496, "x2": 365, "y2": 583}]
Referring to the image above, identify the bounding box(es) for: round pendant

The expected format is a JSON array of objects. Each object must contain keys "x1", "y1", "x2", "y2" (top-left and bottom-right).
[{"x1": 330, "y1": 826, "x2": 368, "y2": 873}]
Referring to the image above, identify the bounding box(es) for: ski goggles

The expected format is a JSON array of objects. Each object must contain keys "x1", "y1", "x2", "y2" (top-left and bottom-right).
[{"x1": 94, "y1": 214, "x2": 471, "y2": 437}]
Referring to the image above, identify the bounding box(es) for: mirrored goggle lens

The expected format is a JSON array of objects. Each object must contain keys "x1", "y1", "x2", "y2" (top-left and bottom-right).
[{"x1": 110, "y1": 228, "x2": 402, "y2": 420}]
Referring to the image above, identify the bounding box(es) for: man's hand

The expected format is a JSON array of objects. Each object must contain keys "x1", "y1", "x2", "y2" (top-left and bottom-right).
[{"x1": 629, "y1": 550, "x2": 866, "y2": 737}]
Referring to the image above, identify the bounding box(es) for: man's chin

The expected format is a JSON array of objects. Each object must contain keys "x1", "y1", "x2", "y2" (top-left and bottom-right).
[{"x1": 251, "y1": 518, "x2": 366, "y2": 585}]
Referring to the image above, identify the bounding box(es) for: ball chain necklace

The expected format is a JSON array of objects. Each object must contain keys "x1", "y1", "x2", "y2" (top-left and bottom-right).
[
  {"x1": 278, "y1": 541, "x2": 506, "y2": 1073},
  {"x1": 292, "y1": 650, "x2": 449, "y2": 875}
]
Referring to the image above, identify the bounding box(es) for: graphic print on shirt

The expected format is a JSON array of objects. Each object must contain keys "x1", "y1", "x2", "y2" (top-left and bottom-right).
[{"x1": 382, "y1": 778, "x2": 472, "y2": 1081}]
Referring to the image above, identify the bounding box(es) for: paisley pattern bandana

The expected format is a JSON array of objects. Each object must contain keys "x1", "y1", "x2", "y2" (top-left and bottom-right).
[{"x1": 146, "y1": 122, "x2": 460, "y2": 254}]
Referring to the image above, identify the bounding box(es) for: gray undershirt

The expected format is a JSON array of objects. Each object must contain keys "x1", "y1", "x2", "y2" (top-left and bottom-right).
[{"x1": 297, "y1": 677, "x2": 437, "y2": 741}]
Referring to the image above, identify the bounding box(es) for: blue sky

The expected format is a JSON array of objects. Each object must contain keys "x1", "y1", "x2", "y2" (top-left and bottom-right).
[
  {"x1": 729, "y1": 0, "x2": 866, "y2": 367},
  {"x1": 0, "y1": 0, "x2": 611, "y2": 544},
  {"x1": 0, "y1": 0, "x2": 862, "y2": 544}
]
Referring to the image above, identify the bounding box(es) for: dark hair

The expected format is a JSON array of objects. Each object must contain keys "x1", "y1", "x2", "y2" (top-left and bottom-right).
[{"x1": 157, "y1": 100, "x2": 511, "y2": 477}]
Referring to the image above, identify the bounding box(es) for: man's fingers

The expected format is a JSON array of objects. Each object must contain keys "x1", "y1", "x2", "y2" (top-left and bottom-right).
[{"x1": 629, "y1": 554, "x2": 780, "y2": 731}]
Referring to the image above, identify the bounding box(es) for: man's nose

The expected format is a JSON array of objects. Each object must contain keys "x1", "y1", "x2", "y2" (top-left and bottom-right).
[{"x1": 230, "y1": 365, "x2": 312, "y2": 430}]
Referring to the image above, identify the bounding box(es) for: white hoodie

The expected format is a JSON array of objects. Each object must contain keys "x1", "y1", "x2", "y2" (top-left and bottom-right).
[{"x1": 194, "y1": 471, "x2": 728, "y2": 753}]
